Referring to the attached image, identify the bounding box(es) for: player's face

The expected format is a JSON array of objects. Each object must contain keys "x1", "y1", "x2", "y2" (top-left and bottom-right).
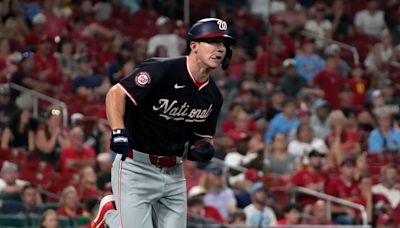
[{"x1": 195, "y1": 38, "x2": 227, "y2": 69}]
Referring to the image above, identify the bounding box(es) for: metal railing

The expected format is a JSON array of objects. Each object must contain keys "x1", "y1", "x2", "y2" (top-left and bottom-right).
[
  {"x1": 300, "y1": 30, "x2": 360, "y2": 65},
  {"x1": 293, "y1": 187, "x2": 369, "y2": 227},
  {"x1": 10, "y1": 83, "x2": 68, "y2": 127}
]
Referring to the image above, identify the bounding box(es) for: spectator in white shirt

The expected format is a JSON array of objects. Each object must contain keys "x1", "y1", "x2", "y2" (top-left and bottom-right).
[
  {"x1": 147, "y1": 16, "x2": 185, "y2": 57},
  {"x1": 372, "y1": 165, "x2": 400, "y2": 209},
  {"x1": 288, "y1": 123, "x2": 328, "y2": 164},
  {"x1": 354, "y1": 0, "x2": 387, "y2": 37},
  {"x1": 305, "y1": 4, "x2": 332, "y2": 48}
]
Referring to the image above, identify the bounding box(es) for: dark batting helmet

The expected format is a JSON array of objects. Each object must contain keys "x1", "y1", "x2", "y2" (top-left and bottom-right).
[{"x1": 187, "y1": 18, "x2": 236, "y2": 70}]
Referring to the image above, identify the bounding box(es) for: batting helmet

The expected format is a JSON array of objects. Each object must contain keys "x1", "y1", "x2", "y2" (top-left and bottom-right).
[{"x1": 187, "y1": 18, "x2": 236, "y2": 70}]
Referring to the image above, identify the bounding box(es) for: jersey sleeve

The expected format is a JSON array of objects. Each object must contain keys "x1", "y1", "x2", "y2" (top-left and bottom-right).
[{"x1": 117, "y1": 59, "x2": 164, "y2": 105}]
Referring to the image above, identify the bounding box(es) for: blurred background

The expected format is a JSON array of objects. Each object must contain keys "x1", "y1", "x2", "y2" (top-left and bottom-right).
[{"x1": 0, "y1": 0, "x2": 399, "y2": 227}]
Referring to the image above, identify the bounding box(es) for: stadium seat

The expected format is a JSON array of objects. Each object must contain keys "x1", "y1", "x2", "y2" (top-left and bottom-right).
[
  {"x1": 0, "y1": 192, "x2": 22, "y2": 202},
  {"x1": 0, "y1": 214, "x2": 27, "y2": 227},
  {"x1": 58, "y1": 216, "x2": 73, "y2": 228},
  {"x1": 73, "y1": 216, "x2": 91, "y2": 226}
]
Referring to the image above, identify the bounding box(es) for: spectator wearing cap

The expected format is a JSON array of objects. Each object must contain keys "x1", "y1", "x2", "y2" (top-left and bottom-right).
[
  {"x1": 290, "y1": 149, "x2": 326, "y2": 212},
  {"x1": 187, "y1": 185, "x2": 225, "y2": 224},
  {"x1": 59, "y1": 126, "x2": 96, "y2": 183},
  {"x1": 294, "y1": 37, "x2": 325, "y2": 82},
  {"x1": 35, "y1": 107, "x2": 69, "y2": 167},
  {"x1": 310, "y1": 99, "x2": 331, "y2": 139},
  {"x1": 288, "y1": 123, "x2": 328, "y2": 164},
  {"x1": 279, "y1": 58, "x2": 307, "y2": 98},
  {"x1": 345, "y1": 65, "x2": 367, "y2": 110},
  {"x1": 368, "y1": 110, "x2": 400, "y2": 154},
  {"x1": 312, "y1": 54, "x2": 344, "y2": 109},
  {"x1": 354, "y1": 0, "x2": 386, "y2": 37},
  {"x1": 0, "y1": 84, "x2": 17, "y2": 132},
  {"x1": 326, "y1": 157, "x2": 361, "y2": 224},
  {"x1": 201, "y1": 163, "x2": 237, "y2": 221},
  {"x1": 304, "y1": 4, "x2": 333, "y2": 48},
  {"x1": 276, "y1": 203, "x2": 302, "y2": 225},
  {"x1": 0, "y1": 161, "x2": 28, "y2": 194},
  {"x1": 1, "y1": 93, "x2": 36, "y2": 152},
  {"x1": 243, "y1": 182, "x2": 277, "y2": 226},
  {"x1": 73, "y1": 55, "x2": 111, "y2": 99},
  {"x1": 147, "y1": 16, "x2": 185, "y2": 57},
  {"x1": 265, "y1": 98, "x2": 298, "y2": 144}
]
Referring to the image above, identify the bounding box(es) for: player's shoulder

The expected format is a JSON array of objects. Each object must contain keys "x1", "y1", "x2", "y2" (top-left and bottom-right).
[{"x1": 139, "y1": 56, "x2": 186, "y2": 68}]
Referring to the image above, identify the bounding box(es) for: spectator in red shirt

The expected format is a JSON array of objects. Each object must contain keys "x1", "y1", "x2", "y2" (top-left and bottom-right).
[
  {"x1": 272, "y1": 0, "x2": 307, "y2": 35},
  {"x1": 41, "y1": 0, "x2": 67, "y2": 39},
  {"x1": 312, "y1": 55, "x2": 344, "y2": 109},
  {"x1": 56, "y1": 186, "x2": 83, "y2": 218},
  {"x1": 223, "y1": 110, "x2": 258, "y2": 143},
  {"x1": 290, "y1": 149, "x2": 326, "y2": 212},
  {"x1": 276, "y1": 203, "x2": 302, "y2": 225},
  {"x1": 32, "y1": 37, "x2": 63, "y2": 93},
  {"x1": 326, "y1": 157, "x2": 361, "y2": 224},
  {"x1": 345, "y1": 65, "x2": 367, "y2": 109},
  {"x1": 59, "y1": 126, "x2": 96, "y2": 182}
]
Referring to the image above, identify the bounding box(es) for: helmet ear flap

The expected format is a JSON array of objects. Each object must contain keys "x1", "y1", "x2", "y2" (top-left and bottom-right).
[{"x1": 222, "y1": 46, "x2": 232, "y2": 70}]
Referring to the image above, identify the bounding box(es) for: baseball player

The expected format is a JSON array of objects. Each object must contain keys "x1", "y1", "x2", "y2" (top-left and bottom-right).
[{"x1": 91, "y1": 18, "x2": 235, "y2": 228}]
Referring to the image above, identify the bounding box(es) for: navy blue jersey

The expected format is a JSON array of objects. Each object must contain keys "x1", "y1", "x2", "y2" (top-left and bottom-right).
[{"x1": 118, "y1": 56, "x2": 223, "y2": 156}]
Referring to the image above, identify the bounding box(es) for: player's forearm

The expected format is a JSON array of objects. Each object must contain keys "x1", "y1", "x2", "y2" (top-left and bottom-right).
[{"x1": 106, "y1": 85, "x2": 126, "y2": 129}]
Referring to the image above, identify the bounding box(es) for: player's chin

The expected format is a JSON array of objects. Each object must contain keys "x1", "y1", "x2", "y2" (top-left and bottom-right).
[{"x1": 208, "y1": 59, "x2": 221, "y2": 69}]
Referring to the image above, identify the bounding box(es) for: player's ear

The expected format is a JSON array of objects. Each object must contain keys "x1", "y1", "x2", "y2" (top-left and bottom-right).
[{"x1": 190, "y1": 41, "x2": 199, "y2": 53}]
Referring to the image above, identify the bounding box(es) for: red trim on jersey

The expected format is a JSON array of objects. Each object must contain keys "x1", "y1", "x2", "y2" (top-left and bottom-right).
[
  {"x1": 118, "y1": 161, "x2": 123, "y2": 228},
  {"x1": 185, "y1": 56, "x2": 209, "y2": 90},
  {"x1": 117, "y1": 83, "x2": 138, "y2": 105},
  {"x1": 194, "y1": 32, "x2": 226, "y2": 39}
]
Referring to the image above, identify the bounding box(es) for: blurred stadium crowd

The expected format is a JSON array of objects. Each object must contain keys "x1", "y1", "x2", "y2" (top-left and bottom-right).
[{"x1": 0, "y1": 0, "x2": 400, "y2": 227}]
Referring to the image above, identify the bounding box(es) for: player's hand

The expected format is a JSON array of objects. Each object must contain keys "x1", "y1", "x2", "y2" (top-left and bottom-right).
[
  {"x1": 110, "y1": 128, "x2": 130, "y2": 161},
  {"x1": 187, "y1": 140, "x2": 214, "y2": 162}
]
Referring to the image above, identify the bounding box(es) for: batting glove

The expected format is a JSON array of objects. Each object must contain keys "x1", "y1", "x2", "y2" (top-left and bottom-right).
[
  {"x1": 111, "y1": 128, "x2": 130, "y2": 161},
  {"x1": 187, "y1": 141, "x2": 214, "y2": 162}
]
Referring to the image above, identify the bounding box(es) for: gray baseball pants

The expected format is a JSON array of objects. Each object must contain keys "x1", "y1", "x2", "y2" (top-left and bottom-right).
[{"x1": 104, "y1": 151, "x2": 187, "y2": 228}]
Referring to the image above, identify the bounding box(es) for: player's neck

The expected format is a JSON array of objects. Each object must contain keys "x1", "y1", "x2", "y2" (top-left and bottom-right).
[{"x1": 187, "y1": 55, "x2": 211, "y2": 82}]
